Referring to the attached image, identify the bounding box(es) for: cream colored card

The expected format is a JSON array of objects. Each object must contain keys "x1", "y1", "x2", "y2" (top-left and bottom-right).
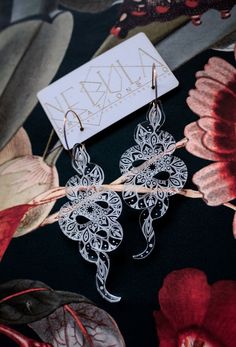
[{"x1": 37, "y1": 33, "x2": 179, "y2": 149}]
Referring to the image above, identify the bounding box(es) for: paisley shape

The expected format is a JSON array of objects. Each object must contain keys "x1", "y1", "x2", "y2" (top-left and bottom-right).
[
  {"x1": 120, "y1": 102, "x2": 187, "y2": 258},
  {"x1": 59, "y1": 144, "x2": 123, "y2": 302}
]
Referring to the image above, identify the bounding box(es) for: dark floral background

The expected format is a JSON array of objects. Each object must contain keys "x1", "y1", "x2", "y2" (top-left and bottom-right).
[{"x1": 0, "y1": 1, "x2": 236, "y2": 346}]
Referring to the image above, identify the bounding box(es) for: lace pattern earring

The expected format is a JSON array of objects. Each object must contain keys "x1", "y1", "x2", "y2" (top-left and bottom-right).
[
  {"x1": 58, "y1": 110, "x2": 123, "y2": 303},
  {"x1": 119, "y1": 64, "x2": 188, "y2": 259}
]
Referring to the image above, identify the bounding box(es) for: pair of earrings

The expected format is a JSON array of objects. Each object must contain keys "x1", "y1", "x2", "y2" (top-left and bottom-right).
[{"x1": 58, "y1": 65, "x2": 188, "y2": 302}]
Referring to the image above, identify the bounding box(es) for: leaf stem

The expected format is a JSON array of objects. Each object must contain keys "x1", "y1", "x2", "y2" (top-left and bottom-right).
[
  {"x1": 111, "y1": 138, "x2": 187, "y2": 186},
  {"x1": 0, "y1": 287, "x2": 50, "y2": 304},
  {"x1": 42, "y1": 129, "x2": 55, "y2": 161},
  {"x1": 13, "y1": 136, "x2": 236, "y2": 228},
  {"x1": 64, "y1": 304, "x2": 94, "y2": 347},
  {"x1": 0, "y1": 324, "x2": 52, "y2": 347},
  {"x1": 39, "y1": 185, "x2": 236, "y2": 227}
]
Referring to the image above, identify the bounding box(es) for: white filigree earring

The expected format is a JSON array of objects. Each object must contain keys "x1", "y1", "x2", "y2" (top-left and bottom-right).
[
  {"x1": 58, "y1": 110, "x2": 123, "y2": 303},
  {"x1": 119, "y1": 64, "x2": 188, "y2": 259}
]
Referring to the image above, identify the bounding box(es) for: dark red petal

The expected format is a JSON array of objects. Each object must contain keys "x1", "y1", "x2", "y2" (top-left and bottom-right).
[
  {"x1": 198, "y1": 116, "x2": 233, "y2": 137},
  {"x1": 193, "y1": 161, "x2": 236, "y2": 206},
  {"x1": 204, "y1": 281, "x2": 236, "y2": 347},
  {"x1": 214, "y1": 87, "x2": 236, "y2": 123},
  {"x1": 159, "y1": 269, "x2": 211, "y2": 331},
  {"x1": 199, "y1": 117, "x2": 236, "y2": 158},
  {"x1": 153, "y1": 311, "x2": 176, "y2": 347},
  {"x1": 203, "y1": 132, "x2": 236, "y2": 156},
  {"x1": 187, "y1": 77, "x2": 236, "y2": 122},
  {"x1": 178, "y1": 329, "x2": 222, "y2": 347},
  {"x1": 0, "y1": 204, "x2": 32, "y2": 260},
  {"x1": 184, "y1": 122, "x2": 225, "y2": 161}
]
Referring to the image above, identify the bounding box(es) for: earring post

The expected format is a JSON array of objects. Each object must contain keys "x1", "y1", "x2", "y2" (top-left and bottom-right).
[
  {"x1": 152, "y1": 63, "x2": 158, "y2": 112},
  {"x1": 63, "y1": 109, "x2": 84, "y2": 151}
]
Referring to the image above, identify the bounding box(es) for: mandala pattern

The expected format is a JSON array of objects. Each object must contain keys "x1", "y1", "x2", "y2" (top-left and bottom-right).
[
  {"x1": 59, "y1": 145, "x2": 123, "y2": 302},
  {"x1": 120, "y1": 103, "x2": 188, "y2": 259}
]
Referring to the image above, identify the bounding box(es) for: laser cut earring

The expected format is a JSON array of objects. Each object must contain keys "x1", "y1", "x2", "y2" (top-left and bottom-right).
[
  {"x1": 119, "y1": 64, "x2": 188, "y2": 259},
  {"x1": 58, "y1": 110, "x2": 123, "y2": 303}
]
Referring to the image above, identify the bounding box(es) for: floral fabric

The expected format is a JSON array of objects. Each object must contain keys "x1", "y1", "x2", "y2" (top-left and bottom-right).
[{"x1": 111, "y1": 0, "x2": 235, "y2": 37}]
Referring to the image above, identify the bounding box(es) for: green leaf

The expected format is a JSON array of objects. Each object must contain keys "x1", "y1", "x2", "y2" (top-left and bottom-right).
[
  {"x1": 0, "y1": 280, "x2": 90, "y2": 325},
  {"x1": 0, "y1": 11, "x2": 73, "y2": 150},
  {"x1": 30, "y1": 303, "x2": 125, "y2": 347}
]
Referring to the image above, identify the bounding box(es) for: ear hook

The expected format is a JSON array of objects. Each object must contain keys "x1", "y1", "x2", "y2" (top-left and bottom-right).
[
  {"x1": 63, "y1": 109, "x2": 84, "y2": 151},
  {"x1": 151, "y1": 63, "x2": 158, "y2": 110}
]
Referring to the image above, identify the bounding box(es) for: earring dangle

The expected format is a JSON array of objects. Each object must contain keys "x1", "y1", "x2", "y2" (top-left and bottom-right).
[
  {"x1": 58, "y1": 110, "x2": 123, "y2": 303},
  {"x1": 119, "y1": 64, "x2": 188, "y2": 259}
]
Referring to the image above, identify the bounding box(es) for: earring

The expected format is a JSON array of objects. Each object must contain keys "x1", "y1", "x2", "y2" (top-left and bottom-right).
[
  {"x1": 119, "y1": 64, "x2": 188, "y2": 259},
  {"x1": 58, "y1": 110, "x2": 123, "y2": 303}
]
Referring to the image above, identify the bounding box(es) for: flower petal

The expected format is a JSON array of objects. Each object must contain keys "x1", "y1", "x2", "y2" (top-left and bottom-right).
[
  {"x1": 198, "y1": 57, "x2": 236, "y2": 91},
  {"x1": 187, "y1": 78, "x2": 236, "y2": 122},
  {"x1": 153, "y1": 311, "x2": 176, "y2": 347},
  {"x1": 204, "y1": 281, "x2": 236, "y2": 347},
  {"x1": 159, "y1": 268, "x2": 211, "y2": 331},
  {"x1": 0, "y1": 204, "x2": 32, "y2": 260},
  {"x1": 203, "y1": 132, "x2": 236, "y2": 156},
  {"x1": 187, "y1": 89, "x2": 212, "y2": 117},
  {"x1": 198, "y1": 117, "x2": 236, "y2": 159},
  {"x1": 184, "y1": 122, "x2": 224, "y2": 161},
  {"x1": 193, "y1": 161, "x2": 236, "y2": 206},
  {"x1": 197, "y1": 78, "x2": 236, "y2": 122},
  {"x1": 198, "y1": 116, "x2": 233, "y2": 137}
]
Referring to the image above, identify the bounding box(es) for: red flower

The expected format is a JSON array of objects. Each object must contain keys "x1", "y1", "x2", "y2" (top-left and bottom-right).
[
  {"x1": 185, "y1": 47, "x2": 236, "y2": 205},
  {"x1": 184, "y1": 46, "x2": 236, "y2": 234},
  {"x1": 154, "y1": 268, "x2": 236, "y2": 347}
]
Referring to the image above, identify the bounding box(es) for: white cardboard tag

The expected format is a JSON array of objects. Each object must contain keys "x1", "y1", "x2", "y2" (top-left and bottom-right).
[{"x1": 37, "y1": 33, "x2": 179, "y2": 149}]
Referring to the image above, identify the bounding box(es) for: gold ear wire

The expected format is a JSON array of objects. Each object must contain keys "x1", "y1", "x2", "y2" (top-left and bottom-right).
[
  {"x1": 63, "y1": 109, "x2": 84, "y2": 151},
  {"x1": 151, "y1": 63, "x2": 158, "y2": 109}
]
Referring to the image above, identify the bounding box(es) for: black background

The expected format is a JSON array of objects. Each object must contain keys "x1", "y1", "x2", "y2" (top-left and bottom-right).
[{"x1": 0, "y1": 5, "x2": 236, "y2": 347}]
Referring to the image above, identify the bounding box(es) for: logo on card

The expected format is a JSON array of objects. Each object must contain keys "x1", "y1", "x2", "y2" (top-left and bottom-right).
[{"x1": 38, "y1": 33, "x2": 178, "y2": 148}]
